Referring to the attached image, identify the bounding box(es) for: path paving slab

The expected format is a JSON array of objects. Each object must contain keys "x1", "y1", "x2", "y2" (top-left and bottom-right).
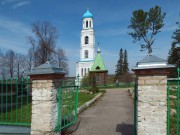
[
  {"x1": 0, "y1": 125, "x2": 30, "y2": 135},
  {"x1": 71, "y1": 88, "x2": 134, "y2": 135}
]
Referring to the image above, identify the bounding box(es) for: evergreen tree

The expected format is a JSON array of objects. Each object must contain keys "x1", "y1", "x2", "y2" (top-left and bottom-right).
[
  {"x1": 167, "y1": 43, "x2": 180, "y2": 78},
  {"x1": 168, "y1": 43, "x2": 176, "y2": 64},
  {"x1": 119, "y1": 48, "x2": 124, "y2": 76},
  {"x1": 172, "y1": 15, "x2": 180, "y2": 45},
  {"x1": 115, "y1": 48, "x2": 123, "y2": 81},
  {"x1": 115, "y1": 59, "x2": 120, "y2": 81},
  {"x1": 123, "y1": 49, "x2": 129, "y2": 73},
  {"x1": 128, "y1": 6, "x2": 166, "y2": 54},
  {"x1": 167, "y1": 14, "x2": 180, "y2": 78},
  {"x1": 88, "y1": 74, "x2": 99, "y2": 94}
]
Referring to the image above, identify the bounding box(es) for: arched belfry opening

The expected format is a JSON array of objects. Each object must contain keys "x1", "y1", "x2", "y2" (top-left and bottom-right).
[
  {"x1": 85, "y1": 50, "x2": 88, "y2": 58},
  {"x1": 86, "y1": 21, "x2": 88, "y2": 28},
  {"x1": 85, "y1": 36, "x2": 89, "y2": 44},
  {"x1": 90, "y1": 21, "x2": 91, "y2": 28}
]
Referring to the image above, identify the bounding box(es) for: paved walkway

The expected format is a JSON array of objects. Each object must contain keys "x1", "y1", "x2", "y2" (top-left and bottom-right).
[
  {"x1": 0, "y1": 125, "x2": 30, "y2": 135},
  {"x1": 71, "y1": 88, "x2": 134, "y2": 135}
]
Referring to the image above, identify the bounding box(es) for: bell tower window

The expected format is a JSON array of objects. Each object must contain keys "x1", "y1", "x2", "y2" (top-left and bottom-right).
[
  {"x1": 81, "y1": 68, "x2": 83, "y2": 76},
  {"x1": 85, "y1": 68, "x2": 86, "y2": 76},
  {"x1": 90, "y1": 21, "x2": 91, "y2": 28},
  {"x1": 85, "y1": 50, "x2": 88, "y2": 58},
  {"x1": 86, "y1": 21, "x2": 88, "y2": 28},
  {"x1": 85, "y1": 36, "x2": 89, "y2": 44}
]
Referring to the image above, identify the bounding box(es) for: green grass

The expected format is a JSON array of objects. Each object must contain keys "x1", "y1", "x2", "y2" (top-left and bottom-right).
[
  {"x1": 78, "y1": 92, "x2": 96, "y2": 106},
  {"x1": 0, "y1": 92, "x2": 96, "y2": 126},
  {"x1": 0, "y1": 103, "x2": 31, "y2": 126},
  {"x1": 80, "y1": 83, "x2": 134, "y2": 90},
  {"x1": 168, "y1": 84, "x2": 180, "y2": 135}
]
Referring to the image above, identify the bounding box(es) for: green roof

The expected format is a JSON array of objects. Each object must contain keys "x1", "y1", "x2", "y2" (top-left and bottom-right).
[{"x1": 91, "y1": 50, "x2": 106, "y2": 71}]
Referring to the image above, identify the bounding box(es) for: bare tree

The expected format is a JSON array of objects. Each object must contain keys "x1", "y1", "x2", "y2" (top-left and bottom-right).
[
  {"x1": 0, "y1": 50, "x2": 6, "y2": 78},
  {"x1": 14, "y1": 53, "x2": 27, "y2": 79},
  {"x1": 26, "y1": 48, "x2": 34, "y2": 72},
  {"x1": 28, "y1": 21, "x2": 58, "y2": 66},
  {"x1": 56, "y1": 48, "x2": 69, "y2": 74},
  {"x1": 5, "y1": 50, "x2": 16, "y2": 78},
  {"x1": 119, "y1": 72, "x2": 134, "y2": 86},
  {"x1": 28, "y1": 21, "x2": 69, "y2": 74}
]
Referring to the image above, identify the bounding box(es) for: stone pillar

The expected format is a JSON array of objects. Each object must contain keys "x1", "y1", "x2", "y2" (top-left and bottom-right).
[
  {"x1": 31, "y1": 79, "x2": 58, "y2": 135},
  {"x1": 136, "y1": 71, "x2": 167, "y2": 135},
  {"x1": 132, "y1": 55, "x2": 174, "y2": 135},
  {"x1": 29, "y1": 62, "x2": 65, "y2": 135}
]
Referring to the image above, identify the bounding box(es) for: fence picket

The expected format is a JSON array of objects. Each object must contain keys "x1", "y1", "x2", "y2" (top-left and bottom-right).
[{"x1": 0, "y1": 78, "x2": 32, "y2": 126}]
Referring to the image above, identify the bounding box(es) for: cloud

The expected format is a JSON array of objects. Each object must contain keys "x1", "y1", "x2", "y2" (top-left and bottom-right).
[
  {"x1": 1, "y1": 0, "x2": 16, "y2": 5},
  {"x1": 0, "y1": 17, "x2": 31, "y2": 54},
  {"x1": 12, "y1": 0, "x2": 30, "y2": 9},
  {"x1": 1, "y1": 0, "x2": 30, "y2": 9},
  {"x1": 0, "y1": 16, "x2": 31, "y2": 35},
  {"x1": 162, "y1": 25, "x2": 178, "y2": 32},
  {"x1": 0, "y1": 38, "x2": 27, "y2": 54},
  {"x1": 97, "y1": 28, "x2": 128, "y2": 37},
  {"x1": 100, "y1": 48, "x2": 118, "y2": 57}
]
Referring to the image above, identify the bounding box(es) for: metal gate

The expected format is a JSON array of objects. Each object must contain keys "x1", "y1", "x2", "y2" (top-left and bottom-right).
[
  {"x1": 0, "y1": 78, "x2": 32, "y2": 126},
  {"x1": 0, "y1": 77, "x2": 79, "y2": 132},
  {"x1": 54, "y1": 82, "x2": 79, "y2": 132},
  {"x1": 167, "y1": 68, "x2": 180, "y2": 135},
  {"x1": 134, "y1": 80, "x2": 137, "y2": 135}
]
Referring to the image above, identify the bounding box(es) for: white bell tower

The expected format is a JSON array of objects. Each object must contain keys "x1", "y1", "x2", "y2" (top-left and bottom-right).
[
  {"x1": 76, "y1": 9, "x2": 95, "y2": 83},
  {"x1": 80, "y1": 10, "x2": 95, "y2": 61}
]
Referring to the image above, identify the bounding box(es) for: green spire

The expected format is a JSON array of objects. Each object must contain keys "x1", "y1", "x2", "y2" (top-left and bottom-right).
[{"x1": 91, "y1": 48, "x2": 106, "y2": 71}]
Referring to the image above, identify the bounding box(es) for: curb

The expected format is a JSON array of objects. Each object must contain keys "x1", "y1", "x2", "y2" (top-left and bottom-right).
[{"x1": 77, "y1": 93, "x2": 103, "y2": 114}]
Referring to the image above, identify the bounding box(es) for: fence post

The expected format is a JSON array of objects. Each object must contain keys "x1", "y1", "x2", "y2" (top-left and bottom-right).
[
  {"x1": 29, "y1": 61, "x2": 65, "y2": 135},
  {"x1": 132, "y1": 55, "x2": 174, "y2": 135}
]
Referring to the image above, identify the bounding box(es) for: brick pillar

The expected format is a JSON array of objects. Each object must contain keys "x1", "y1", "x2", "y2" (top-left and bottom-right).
[
  {"x1": 134, "y1": 69, "x2": 170, "y2": 135},
  {"x1": 30, "y1": 74, "x2": 65, "y2": 135}
]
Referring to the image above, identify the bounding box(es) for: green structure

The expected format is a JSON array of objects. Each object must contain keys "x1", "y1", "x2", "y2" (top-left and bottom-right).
[
  {"x1": 89, "y1": 48, "x2": 108, "y2": 86},
  {"x1": 0, "y1": 78, "x2": 31, "y2": 126},
  {"x1": 167, "y1": 68, "x2": 180, "y2": 135}
]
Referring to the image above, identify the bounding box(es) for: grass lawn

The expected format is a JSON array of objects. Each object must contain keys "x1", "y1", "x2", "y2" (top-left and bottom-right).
[
  {"x1": 0, "y1": 103, "x2": 31, "y2": 125},
  {"x1": 80, "y1": 83, "x2": 134, "y2": 90},
  {"x1": 0, "y1": 92, "x2": 96, "y2": 126},
  {"x1": 78, "y1": 92, "x2": 96, "y2": 107},
  {"x1": 168, "y1": 83, "x2": 180, "y2": 135}
]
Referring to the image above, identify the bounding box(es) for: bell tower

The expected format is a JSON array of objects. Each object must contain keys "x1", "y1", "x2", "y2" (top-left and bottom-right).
[
  {"x1": 76, "y1": 9, "x2": 95, "y2": 83},
  {"x1": 80, "y1": 9, "x2": 95, "y2": 61}
]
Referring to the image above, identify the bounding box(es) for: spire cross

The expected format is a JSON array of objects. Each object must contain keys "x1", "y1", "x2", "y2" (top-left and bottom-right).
[{"x1": 97, "y1": 42, "x2": 101, "y2": 53}]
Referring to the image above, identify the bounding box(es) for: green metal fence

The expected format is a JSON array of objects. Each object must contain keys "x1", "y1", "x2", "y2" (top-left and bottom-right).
[
  {"x1": 167, "y1": 68, "x2": 180, "y2": 135},
  {"x1": 0, "y1": 78, "x2": 32, "y2": 126},
  {"x1": 134, "y1": 80, "x2": 137, "y2": 135},
  {"x1": 54, "y1": 79, "x2": 79, "y2": 132}
]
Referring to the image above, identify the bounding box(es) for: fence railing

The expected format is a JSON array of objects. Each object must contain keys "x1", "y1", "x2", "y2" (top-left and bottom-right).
[
  {"x1": 134, "y1": 80, "x2": 137, "y2": 135},
  {"x1": 0, "y1": 78, "x2": 32, "y2": 126},
  {"x1": 55, "y1": 85, "x2": 78, "y2": 132},
  {"x1": 167, "y1": 78, "x2": 180, "y2": 135},
  {"x1": 0, "y1": 77, "x2": 78, "y2": 131}
]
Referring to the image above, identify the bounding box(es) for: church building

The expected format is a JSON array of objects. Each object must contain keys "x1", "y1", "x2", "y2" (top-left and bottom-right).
[
  {"x1": 76, "y1": 9, "x2": 95, "y2": 81},
  {"x1": 76, "y1": 9, "x2": 108, "y2": 86},
  {"x1": 89, "y1": 48, "x2": 108, "y2": 86}
]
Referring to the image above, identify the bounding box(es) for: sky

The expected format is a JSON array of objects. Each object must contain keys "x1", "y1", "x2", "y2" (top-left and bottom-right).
[{"x1": 0, "y1": 0, "x2": 179, "y2": 76}]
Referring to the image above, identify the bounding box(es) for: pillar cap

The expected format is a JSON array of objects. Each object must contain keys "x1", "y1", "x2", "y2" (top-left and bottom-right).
[
  {"x1": 132, "y1": 55, "x2": 175, "y2": 71},
  {"x1": 29, "y1": 61, "x2": 66, "y2": 75},
  {"x1": 132, "y1": 55, "x2": 175, "y2": 75}
]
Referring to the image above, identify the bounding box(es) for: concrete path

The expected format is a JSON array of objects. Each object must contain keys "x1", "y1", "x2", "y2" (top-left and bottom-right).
[
  {"x1": 71, "y1": 88, "x2": 134, "y2": 135},
  {"x1": 0, "y1": 125, "x2": 30, "y2": 135}
]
